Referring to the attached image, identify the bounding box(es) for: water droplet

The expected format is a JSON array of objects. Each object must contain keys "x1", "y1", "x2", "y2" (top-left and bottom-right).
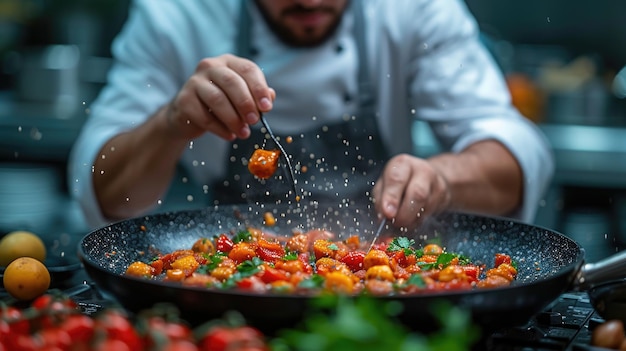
[
  {"x1": 100, "y1": 170, "x2": 105, "y2": 175},
  {"x1": 423, "y1": 43, "x2": 429, "y2": 50},
  {"x1": 546, "y1": 17, "x2": 550, "y2": 23},
  {"x1": 410, "y1": 109, "x2": 416, "y2": 115},
  {"x1": 186, "y1": 195, "x2": 194, "y2": 201},
  {"x1": 182, "y1": 177, "x2": 188, "y2": 184},
  {"x1": 17, "y1": 126, "x2": 22, "y2": 132},
  {"x1": 157, "y1": 200, "x2": 162, "y2": 205}
]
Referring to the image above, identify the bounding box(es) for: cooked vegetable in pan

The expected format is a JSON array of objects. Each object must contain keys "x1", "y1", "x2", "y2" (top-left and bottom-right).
[
  {"x1": 248, "y1": 149, "x2": 281, "y2": 179},
  {"x1": 125, "y1": 227, "x2": 517, "y2": 296}
]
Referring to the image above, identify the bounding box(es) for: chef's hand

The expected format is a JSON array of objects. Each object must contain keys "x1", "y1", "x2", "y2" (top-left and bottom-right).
[
  {"x1": 372, "y1": 154, "x2": 451, "y2": 228},
  {"x1": 165, "y1": 54, "x2": 275, "y2": 141}
]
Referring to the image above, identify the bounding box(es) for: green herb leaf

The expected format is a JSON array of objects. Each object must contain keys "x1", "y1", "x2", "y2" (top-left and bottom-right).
[
  {"x1": 232, "y1": 230, "x2": 253, "y2": 243},
  {"x1": 298, "y1": 274, "x2": 325, "y2": 289},
  {"x1": 283, "y1": 251, "x2": 298, "y2": 261},
  {"x1": 328, "y1": 243, "x2": 339, "y2": 251},
  {"x1": 387, "y1": 237, "x2": 416, "y2": 256}
]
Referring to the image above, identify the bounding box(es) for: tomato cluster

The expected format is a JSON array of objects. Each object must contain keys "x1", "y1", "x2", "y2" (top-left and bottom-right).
[{"x1": 0, "y1": 293, "x2": 268, "y2": 351}]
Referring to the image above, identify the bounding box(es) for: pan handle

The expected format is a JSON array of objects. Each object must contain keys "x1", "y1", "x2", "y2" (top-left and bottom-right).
[{"x1": 574, "y1": 250, "x2": 626, "y2": 290}]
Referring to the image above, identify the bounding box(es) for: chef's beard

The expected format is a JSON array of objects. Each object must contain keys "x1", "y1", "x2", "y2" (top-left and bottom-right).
[{"x1": 253, "y1": 0, "x2": 348, "y2": 48}]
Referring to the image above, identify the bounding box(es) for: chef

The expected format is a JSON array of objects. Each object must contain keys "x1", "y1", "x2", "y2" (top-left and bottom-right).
[{"x1": 68, "y1": 0, "x2": 554, "y2": 229}]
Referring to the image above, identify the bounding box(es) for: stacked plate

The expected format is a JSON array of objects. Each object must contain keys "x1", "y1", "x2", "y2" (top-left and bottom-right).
[{"x1": 0, "y1": 163, "x2": 62, "y2": 234}]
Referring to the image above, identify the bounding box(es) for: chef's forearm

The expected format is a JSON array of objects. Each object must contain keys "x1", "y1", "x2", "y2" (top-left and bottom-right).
[
  {"x1": 92, "y1": 106, "x2": 189, "y2": 221},
  {"x1": 428, "y1": 140, "x2": 523, "y2": 216}
]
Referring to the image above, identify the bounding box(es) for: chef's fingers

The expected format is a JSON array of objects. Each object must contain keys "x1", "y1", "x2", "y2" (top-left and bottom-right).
[
  {"x1": 225, "y1": 57, "x2": 275, "y2": 114},
  {"x1": 376, "y1": 154, "x2": 413, "y2": 220},
  {"x1": 195, "y1": 73, "x2": 251, "y2": 139},
  {"x1": 168, "y1": 81, "x2": 236, "y2": 141},
  {"x1": 395, "y1": 160, "x2": 451, "y2": 227},
  {"x1": 213, "y1": 55, "x2": 274, "y2": 125}
]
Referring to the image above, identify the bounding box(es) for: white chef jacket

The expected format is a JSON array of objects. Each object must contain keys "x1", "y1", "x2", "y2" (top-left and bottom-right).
[{"x1": 68, "y1": 0, "x2": 554, "y2": 228}]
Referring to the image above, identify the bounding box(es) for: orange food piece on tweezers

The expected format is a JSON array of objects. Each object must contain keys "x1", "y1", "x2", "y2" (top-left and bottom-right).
[{"x1": 248, "y1": 149, "x2": 281, "y2": 179}]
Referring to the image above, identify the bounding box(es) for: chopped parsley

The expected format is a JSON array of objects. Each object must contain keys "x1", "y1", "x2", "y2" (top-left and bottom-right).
[
  {"x1": 387, "y1": 237, "x2": 416, "y2": 256},
  {"x1": 220, "y1": 257, "x2": 264, "y2": 289},
  {"x1": 232, "y1": 230, "x2": 253, "y2": 243},
  {"x1": 283, "y1": 251, "x2": 299, "y2": 261},
  {"x1": 328, "y1": 243, "x2": 339, "y2": 251},
  {"x1": 419, "y1": 252, "x2": 460, "y2": 270},
  {"x1": 196, "y1": 252, "x2": 225, "y2": 274}
]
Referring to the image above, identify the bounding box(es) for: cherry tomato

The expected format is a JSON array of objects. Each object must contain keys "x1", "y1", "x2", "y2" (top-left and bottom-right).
[
  {"x1": 93, "y1": 339, "x2": 132, "y2": 351},
  {"x1": 37, "y1": 327, "x2": 72, "y2": 349},
  {"x1": 216, "y1": 234, "x2": 234, "y2": 253},
  {"x1": 31, "y1": 294, "x2": 78, "y2": 328},
  {"x1": 258, "y1": 267, "x2": 289, "y2": 283},
  {"x1": 163, "y1": 339, "x2": 200, "y2": 351},
  {"x1": 236, "y1": 276, "x2": 267, "y2": 292},
  {"x1": 143, "y1": 316, "x2": 193, "y2": 349},
  {"x1": 495, "y1": 253, "x2": 512, "y2": 266},
  {"x1": 2, "y1": 306, "x2": 30, "y2": 335},
  {"x1": 198, "y1": 326, "x2": 267, "y2": 351},
  {"x1": 95, "y1": 309, "x2": 143, "y2": 350},
  {"x1": 57, "y1": 314, "x2": 95, "y2": 344},
  {"x1": 340, "y1": 251, "x2": 366, "y2": 272}
]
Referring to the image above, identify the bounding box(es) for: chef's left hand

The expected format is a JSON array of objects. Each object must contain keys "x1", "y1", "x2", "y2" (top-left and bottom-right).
[{"x1": 372, "y1": 154, "x2": 451, "y2": 228}]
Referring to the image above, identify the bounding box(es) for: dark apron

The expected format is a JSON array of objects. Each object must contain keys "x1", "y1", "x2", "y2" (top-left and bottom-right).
[{"x1": 213, "y1": 0, "x2": 389, "y2": 205}]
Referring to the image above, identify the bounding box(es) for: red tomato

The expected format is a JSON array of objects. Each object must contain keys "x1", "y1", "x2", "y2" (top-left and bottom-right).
[
  {"x1": 198, "y1": 326, "x2": 267, "y2": 351},
  {"x1": 143, "y1": 316, "x2": 193, "y2": 348},
  {"x1": 216, "y1": 234, "x2": 234, "y2": 253},
  {"x1": 495, "y1": 253, "x2": 512, "y2": 266},
  {"x1": 150, "y1": 259, "x2": 164, "y2": 275},
  {"x1": 256, "y1": 246, "x2": 284, "y2": 263},
  {"x1": 462, "y1": 265, "x2": 480, "y2": 282},
  {"x1": 340, "y1": 251, "x2": 365, "y2": 272},
  {"x1": 58, "y1": 314, "x2": 95, "y2": 344},
  {"x1": 31, "y1": 294, "x2": 78, "y2": 328},
  {"x1": 2, "y1": 306, "x2": 30, "y2": 335},
  {"x1": 236, "y1": 276, "x2": 267, "y2": 292},
  {"x1": 95, "y1": 309, "x2": 143, "y2": 350},
  {"x1": 298, "y1": 253, "x2": 313, "y2": 274},
  {"x1": 9, "y1": 333, "x2": 41, "y2": 351},
  {"x1": 37, "y1": 327, "x2": 72, "y2": 349},
  {"x1": 258, "y1": 267, "x2": 289, "y2": 283},
  {"x1": 163, "y1": 339, "x2": 200, "y2": 351},
  {"x1": 93, "y1": 339, "x2": 132, "y2": 351}
]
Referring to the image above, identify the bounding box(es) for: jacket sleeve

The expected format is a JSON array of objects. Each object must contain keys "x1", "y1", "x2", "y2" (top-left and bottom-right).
[{"x1": 407, "y1": 0, "x2": 554, "y2": 223}]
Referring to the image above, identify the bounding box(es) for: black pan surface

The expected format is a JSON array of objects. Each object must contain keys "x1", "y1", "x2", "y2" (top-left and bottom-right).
[{"x1": 78, "y1": 203, "x2": 584, "y2": 332}]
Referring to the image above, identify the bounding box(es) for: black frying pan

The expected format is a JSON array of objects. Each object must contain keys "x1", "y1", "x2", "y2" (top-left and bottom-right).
[{"x1": 77, "y1": 203, "x2": 626, "y2": 333}]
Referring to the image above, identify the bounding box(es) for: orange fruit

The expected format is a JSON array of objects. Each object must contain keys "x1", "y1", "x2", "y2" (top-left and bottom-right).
[
  {"x1": 0, "y1": 230, "x2": 47, "y2": 267},
  {"x1": 3, "y1": 257, "x2": 51, "y2": 300}
]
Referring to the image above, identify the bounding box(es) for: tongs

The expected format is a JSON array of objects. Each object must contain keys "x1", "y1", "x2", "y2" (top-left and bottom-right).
[{"x1": 260, "y1": 113, "x2": 300, "y2": 201}]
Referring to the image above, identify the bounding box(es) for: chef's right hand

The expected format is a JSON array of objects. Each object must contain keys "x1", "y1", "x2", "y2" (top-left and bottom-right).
[{"x1": 165, "y1": 54, "x2": 276, "y2": 141}]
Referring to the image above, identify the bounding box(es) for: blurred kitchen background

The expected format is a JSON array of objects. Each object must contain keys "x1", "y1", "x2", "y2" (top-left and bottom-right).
[{"x1": 1, "y1": 0, "x2": 626, "y2": 262}]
